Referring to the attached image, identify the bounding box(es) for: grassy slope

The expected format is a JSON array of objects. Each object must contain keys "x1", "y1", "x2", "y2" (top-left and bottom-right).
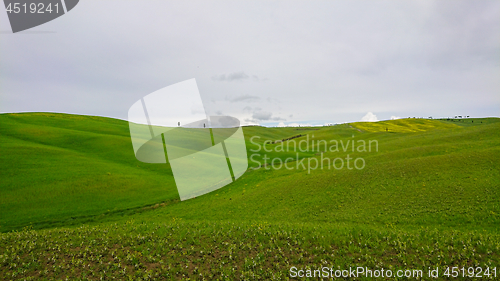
[
  {"x1": 1, "y1": 113, "x2": 499, "y2": 280},
  {"x1": 0, "y1": 113, "x2": 177, "y2": 231},
  {"x1": 137, "y1": 118, "x2": 500, "y2": 232},
  {"x1": 0, "y1": 113, "x2": 316, "y2": 231}
]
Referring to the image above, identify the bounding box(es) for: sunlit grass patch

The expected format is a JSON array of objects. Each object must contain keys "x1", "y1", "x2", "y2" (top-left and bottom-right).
[{"x1": 352, "y1": 118, "x2": 460, "y2": 133}]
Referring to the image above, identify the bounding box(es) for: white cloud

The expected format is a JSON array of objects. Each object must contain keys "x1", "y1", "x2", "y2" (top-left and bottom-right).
[
  {"x1": 1, "y1": 1, "x2": 498, "y2": 122},
  {"x1": 361, "y1": 112, "x2": 378, "y2": 122},
  {"x1": 226, "y1": 95, "x2": 260, "y2": 103},
  {"x1": 252, "y1": 111, "x2": 272, "y2": 120},
  {"x1": 390, "y1": 116, "x2": 402, "y2": 120},
  {"x1": 250, "y1": 108, "x2": 285, "y2": 121},
  {"x1": 212, "y1": 72, "x2": 249, "y2": 82}
]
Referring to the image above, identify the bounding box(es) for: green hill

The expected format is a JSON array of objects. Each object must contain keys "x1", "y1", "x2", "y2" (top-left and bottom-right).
[{"x1": 1, "y1": 113, "x2": 499, "y2": 280}]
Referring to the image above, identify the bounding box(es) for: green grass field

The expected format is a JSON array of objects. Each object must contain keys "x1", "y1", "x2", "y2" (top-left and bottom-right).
[{"x1": 1, "y1": 113, "x2": 499, "y2": 280}]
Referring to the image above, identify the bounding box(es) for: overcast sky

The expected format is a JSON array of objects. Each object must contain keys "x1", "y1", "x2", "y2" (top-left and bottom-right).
[{"x1": 1, "y1": 0, "x2": 499, "y2": 126}]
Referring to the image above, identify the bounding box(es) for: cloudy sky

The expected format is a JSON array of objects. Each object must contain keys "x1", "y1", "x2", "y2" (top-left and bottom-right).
[{"x1": 1, "y1": 0, "x2": 499, "y2": 126}]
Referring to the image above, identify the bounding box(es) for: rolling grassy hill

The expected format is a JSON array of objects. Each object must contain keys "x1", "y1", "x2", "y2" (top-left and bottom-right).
[{"x1": 1, "y1": 113, "x2": 499, "y2": 280}]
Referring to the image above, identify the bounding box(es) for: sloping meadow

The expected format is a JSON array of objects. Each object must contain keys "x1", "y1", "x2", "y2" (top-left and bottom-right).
[{"x1": 1, "y1": 113, "x2": 499, "y2": 279}]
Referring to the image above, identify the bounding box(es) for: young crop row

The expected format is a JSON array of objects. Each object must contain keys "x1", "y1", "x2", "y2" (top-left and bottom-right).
[{"x1": 1, "y1": 220, "x2": 499, "y2": 280}]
